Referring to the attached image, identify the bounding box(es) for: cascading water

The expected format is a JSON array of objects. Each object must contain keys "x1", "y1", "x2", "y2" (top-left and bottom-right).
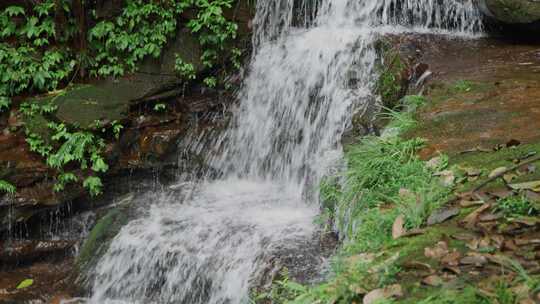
[{"x1": 86, "y1": 1, "x2": 484, "y2": 303}]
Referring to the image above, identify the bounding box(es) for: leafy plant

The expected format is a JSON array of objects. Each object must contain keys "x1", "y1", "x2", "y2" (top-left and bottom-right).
[
  {"x1": 88, "y1": 0, "x2": 188, "y2": 77},
  {"x1": 175, "y1": 55, "x2": 197, "y2": 80},
  {"x1": 0, "y1": 180, "x2": 16, "y2": 194},
  {"x1": 453, "y1": 79, "x2": 473, "y2": 92},
  {"x1": 154, "y1": 103, "x2": 167, "y2": 112},
  {"x1": 495, "y1": 195, "x2": 538, "y2": 217}
]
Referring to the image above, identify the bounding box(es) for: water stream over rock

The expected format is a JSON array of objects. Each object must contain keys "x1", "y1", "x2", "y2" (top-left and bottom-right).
[{"x1": 86, "y1": 1, "x2": 484, "y2": 303}]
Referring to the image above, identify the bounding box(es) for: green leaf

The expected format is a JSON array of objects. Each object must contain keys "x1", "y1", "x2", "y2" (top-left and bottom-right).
[
  {"x1": 16, "y1": 279, "x2": 33, "y2": 289},
  {"x1": 4, "y1": 6, "x2": 25, "y2": 17},
  {"x1": 0, "y1": 179, "x2": 15, "y2": 194}
]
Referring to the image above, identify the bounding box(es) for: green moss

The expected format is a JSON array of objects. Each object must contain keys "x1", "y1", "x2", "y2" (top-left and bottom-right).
[
  {"x1": 76, "y1": 206, "x2": 129, "y2": 272},
  {"x1": 450, "y1": 142, "x2": 540, "y2": 191},
  {"x1": 485, "y1": 0, "x2": 540, "y2": 24}
]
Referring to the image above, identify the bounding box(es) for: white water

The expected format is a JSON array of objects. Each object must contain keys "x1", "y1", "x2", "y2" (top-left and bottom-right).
[{"x1": 87, "y1": 1, "x2": 484, "y2": 303}]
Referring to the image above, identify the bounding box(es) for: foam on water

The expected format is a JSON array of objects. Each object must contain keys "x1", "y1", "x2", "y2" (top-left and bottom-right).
[{"x1": 87, "y1": 1, "x2": 484, "y2": 303}]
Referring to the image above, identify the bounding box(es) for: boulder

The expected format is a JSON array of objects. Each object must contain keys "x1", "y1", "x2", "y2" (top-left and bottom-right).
[{"x1": 479, "y1": 0, "x2": 540, "y2": 24}]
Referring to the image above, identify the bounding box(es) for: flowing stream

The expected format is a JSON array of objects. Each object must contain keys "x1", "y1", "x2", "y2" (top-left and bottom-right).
[{"x1": 87, "y1": 1, "x2": 483, "y2": 303}]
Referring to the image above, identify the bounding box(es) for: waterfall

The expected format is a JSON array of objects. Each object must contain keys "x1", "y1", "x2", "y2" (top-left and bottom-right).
[{"x1": 86, "y1": 1, "x2": 484, "y2": 303}]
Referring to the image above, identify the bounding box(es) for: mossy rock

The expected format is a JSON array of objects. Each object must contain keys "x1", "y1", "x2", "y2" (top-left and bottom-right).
[
  {"x1": 76, "y1": 199, "x2": 131, "y2": 276},
  {"x1": 482, "y1": 0, "x2": 540, "y2": 24},
  {"x1": 24, "y1": 82, "x2": 144, "y2": 130}
]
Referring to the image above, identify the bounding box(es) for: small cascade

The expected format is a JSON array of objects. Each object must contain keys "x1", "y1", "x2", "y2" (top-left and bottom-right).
[{"x1": 87, "y1": 1, "x2": 484, "y2": 303}]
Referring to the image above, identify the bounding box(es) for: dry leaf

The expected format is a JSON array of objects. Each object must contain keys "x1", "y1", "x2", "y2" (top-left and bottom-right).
[
  {"x1": 460, "y1": 254, "x2": 487, "y2": 266},
  {"x1": 460, "y1": 200, "x2": 484, "y2": 208},
  {"x1": 422, "y1": 275, "x2": 443, "y2": 287},
  {"x1": 392, "y1": 215, "x2": 406, "y2": 239},
  {"x1": 427, "y1": 207, "x2": 460, "y2": 225},
  {"x1": 465, "y1": 168, "x2": 481, "y2": 177},
  {"x1": 462, "y1": 203, "x2": 492, "y2": 228},
  {"x1": 363, "y1": 285, "x2": 402, "y2": 304},
  {"x1": 436, "y1": 170, "x2": 455, "y2": 187},
  {"x1": 441, "y1": 250, "x2": 461, "y2": 266},
  {"x1": 425, "y1": 241, "x2": 449, "y2": 259},
  {"x1": 509, "y1": 181, "x2": 540, "y2": 192},
  {"x1": 489, "y1": 167, "x2": 508, "y2": 179},
  {"x1": 426, "y1": 157, "x2": 442, "y2": 170},
  {"x1": 503, "y1": 173, "x2": 518, "y2": 183}
]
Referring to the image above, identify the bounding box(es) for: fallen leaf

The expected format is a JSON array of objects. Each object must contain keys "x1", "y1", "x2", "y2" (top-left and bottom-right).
[
  {"x1": 490, "y1": 235, "x2": 505, "y2": 249},
  {"x1": 399, "y1": 188, "x2": 415, "y2": 199},
  {"x1": 460, "y1": 200, "x2": 484, "y2": 208},
  {"x1": 489, "y1": 167, "x2": 508, "y2": 179},
  {"x1": 512, "y1": 217, "x2": 540, "y2": 227},
  {"x1": 452, "y1": 233, "x2": 477, "y2": 241},
  {"x1": 509, "y1": 181, "x2": 540, "y2": 192},
  {"x1": 426, "y1": 156, "x2": 442, "y2": 170},
  {"x1": 460, "y1": 254, "x2": 487, "y2": 266},
  {"x1": 425, "y1": 241, "x2": 449, "y2": 259},
  {"x1": 402, "y1": 261, "x2": 433, "y2": 272},
  {"x1": 363, "y1": 285, "x2": 402, "y2": 304},
  {"x1": 478, "y1": 213, "x2": 502, "y2": 222},
  {"x1": 503, "y1": 173, "x2": 518, "y2": 183},
  {"x1": 487, "y1": 189, "x2": 513, "y2": 199},
  {"x1": 466, "y1": 238, "x2": 480, "y2": 250},
  {"x1": 427, "y1": 207, "x2": 460, "y2": 225},
  {"x1": 462, "y1": 203, "x2": 492, "y2": 228},
  {"x1": 464, "y1": 167, "x2": 481, "y2": 177},
  {"x1": 402, "y1": 228, "x2": 426, "y2": 237},
  {"x1": 459, "y1": 147, "x2": 492, "y2": 154},
  {"x1": 16, "y1": 279, "x2": 33, "y2": 289},
  {"x1": 443, "y1": 266, "x2": 461, "y2": 275},
  {"x1": 392, "y1": 215, "x2": 406, "y2": 239},
  {"x1": 436, "y1": 170, "x2": 455, "y2": 187},
  {"x1": 422, "y1": 275, "x2": 443, "y2": 287},
  {"x1": 473, "y1": 192, "x2": 491, "y2": 202},
  {"x1": 524, "y1": 190, "x2": 540, "y2": 202},
  {"x1": 515, "y1": 238, "x2": 540, "y2": 246},
  {"x1": 441, "y1": 250, "x2": 461, "y2": 266},
  {"x1": 503, "y1": 240, "x2": 519, "y2": 251}
]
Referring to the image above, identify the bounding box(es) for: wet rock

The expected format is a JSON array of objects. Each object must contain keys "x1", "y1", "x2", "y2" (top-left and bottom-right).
[
  {"x1": 76, "y1": 197, "x2": 132, "y2": 278},
  {"x1": 0, "y1": 240, "x2": 74, "y2": 264},
  {"x1": 479, "y1": 0, "x2": 540, "y2": 25}
]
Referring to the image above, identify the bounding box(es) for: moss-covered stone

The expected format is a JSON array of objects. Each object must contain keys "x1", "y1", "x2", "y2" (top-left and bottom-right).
[
  {"x1": 482, "y1": 0, "x2": 540, "y2": 24},
  {"x1": 76, "y1": 200, "x2": 131, "y2": 274}
]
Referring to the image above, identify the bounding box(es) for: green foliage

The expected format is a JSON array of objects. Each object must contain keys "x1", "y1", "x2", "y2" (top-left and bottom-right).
[
  {"x1": 0, "y1": 179, "x2": 16, "y2": 194},
  {"x1": 203, "y1": 76, "x2": 218, "y2": 88},
  {"x1": 16, "y1": 279, "x2": 34, "y2": 289},
  {"x1": 88, "y1": 0, "x2": 188, "y2": 77},
  {"x1": 175, "y1": 55, "x2": 196, "y2": 80},
  {"x1": 154, "y1": 103, "x2": 167, "y2": 112},
  {"x1": 452, "y1": 80, "x2": 473, "y2": 92},
  {"x1": 495, "y1": 195, "x2": 538, "y2": 217},
  {"x1": 188, "y1": 0, "x2": 237, "y2": 69},
  {"x1": 21, "y1": 103, "x2": 108, "y2": 196},
  {"x1": 89, "y1": 0, "x2": 239, "y2": 82},
  {"x1": 0, "y1": 2, "x2": 76, "y2": 104},
  {"x1": 253, "y1": 269, "x2": 307, "y2": 303},
  {"x1": 83, "y1": 176, "x2": 104, "y2": 196},
  {"x1": 111, "y1": 120, "x2": 124, "y2": 139},
  {"x1": 0, "y1": 96, "x2": 11, "y2": 112}
]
